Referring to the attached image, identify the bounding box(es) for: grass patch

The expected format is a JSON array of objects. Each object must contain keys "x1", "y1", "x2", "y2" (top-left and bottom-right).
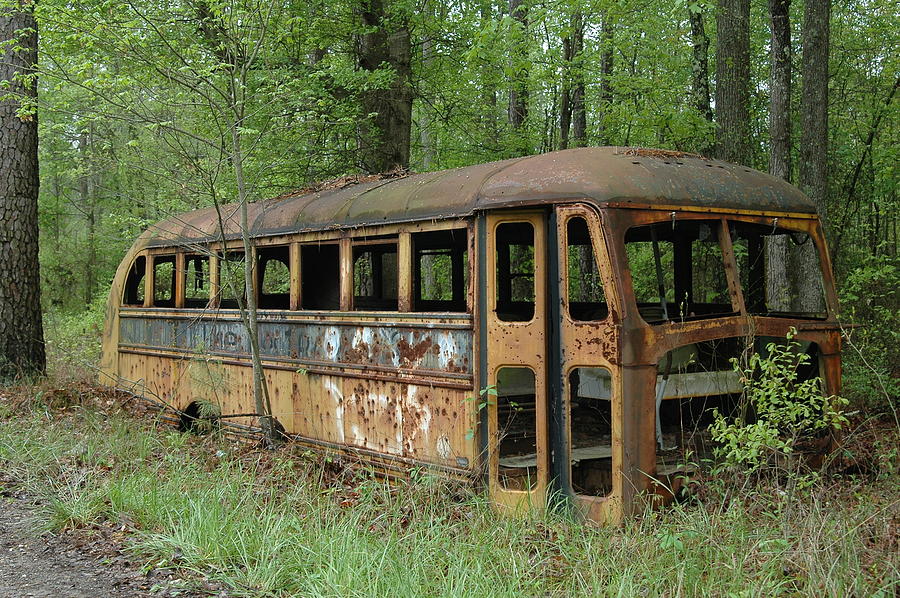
[{"x1": 0, "y1": 390, "x2": 897, "y2": 597}]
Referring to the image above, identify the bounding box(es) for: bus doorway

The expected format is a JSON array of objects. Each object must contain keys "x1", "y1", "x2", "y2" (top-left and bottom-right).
[
  {"x1": 482, "y1": 206, "x2": 624, "y2": 522},
  {"x1": 483, "y1": 212, "x2": 550, "y2": 513}
]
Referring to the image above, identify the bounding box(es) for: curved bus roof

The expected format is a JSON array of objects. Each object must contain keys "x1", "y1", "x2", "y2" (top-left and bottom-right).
[{"x1": 146, "y1": 146, "x2": 817, "y2": 245}]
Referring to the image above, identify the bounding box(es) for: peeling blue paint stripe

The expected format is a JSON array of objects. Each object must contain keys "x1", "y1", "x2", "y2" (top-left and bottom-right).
[{"x1": 119, "y1": 316, "x2": 474, "y2": 375}]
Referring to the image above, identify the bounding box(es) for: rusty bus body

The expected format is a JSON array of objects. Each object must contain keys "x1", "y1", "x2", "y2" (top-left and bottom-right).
[{"x1": 100, "y1": 147, "x2": 841, "y2": 523}]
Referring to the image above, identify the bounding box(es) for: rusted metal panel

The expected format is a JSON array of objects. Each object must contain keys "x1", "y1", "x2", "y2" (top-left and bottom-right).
[
  {"x1": 402, "y1": 384, "x2": 472, "y2": 467},
  {"x1": 118, "y1": 315, "x2": 474, "y2": 378},
  {"x1": 142, "y1": 147, "x2": 817, "y2": 247},
  {"x1": 554, "y1": 205, "x2": 622, "y2": 522},
  {"x1": 484, "y1": 211, "x2": 550, "y2": 513}
]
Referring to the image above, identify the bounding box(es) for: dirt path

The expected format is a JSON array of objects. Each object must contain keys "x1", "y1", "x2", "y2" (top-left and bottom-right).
[{"x1": 0, "y1": 486, "x2": 212, "y2": 598}]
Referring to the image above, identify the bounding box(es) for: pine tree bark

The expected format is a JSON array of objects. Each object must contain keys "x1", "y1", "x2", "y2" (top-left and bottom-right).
[
  {"x1": 357, "y1": 0, "x2": 412, "y2": 173},
  {"x1": 0, "y1": 6, "x2": 45, "y2": 378},
  {"x1": 715, "y1": 0, "x2": 751, "y2": 165},
  {"x1": 795, "y1": 0, "x2": 830, "y2": 312},
  {"x1": 765, "y1": 0, "x2": 794, "y2": 310}
]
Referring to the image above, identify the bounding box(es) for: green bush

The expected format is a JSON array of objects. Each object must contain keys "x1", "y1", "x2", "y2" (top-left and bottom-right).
[
  {"x1": 710, "y1": 329, "x2": 848, "y2": 472},
  {"x1": 43, "y1": 288, "x2": 110, "y2": 380},
  {"x1": 839, "y1": 253, "x2": 900, "y2": 414}
]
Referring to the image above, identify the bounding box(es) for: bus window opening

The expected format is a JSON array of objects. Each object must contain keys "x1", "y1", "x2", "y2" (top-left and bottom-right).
[
  {"x1": 496, "y1": 366, "x2": 538, "y2": 490},
  {"x1": 184, "y1": 255, "x2": 211, "y2": 308},
  {"x1": 301, "y1": 244, "x2": 340, "y2": 310},
  {"x1": 413, "y1": 229, "x2": 468, "y2": 312},
  {"x1": 153, "y1": 256, "x2": 176, "y2": 308},
  {"x1": 122, "y1": 255, "x2": 146, "y2": 306},
  {"x1": 566, "y1": 217, "x2": 607, "y2": 321},
  {"x1": 353, "y1": 243, "x2": 398, "y2": 311},
  {"x1": 625, "y1": 221, "x2": 734, "y2": 323},
  {"x1": 495, "y1": 222, "x2": 535, "y2": 322},
  {"x1": 568, "y1": 367, "x2": 612, "y2": 496},
  {"x1": 258, "y1": 246, "x2": 291, "y2": 310}
]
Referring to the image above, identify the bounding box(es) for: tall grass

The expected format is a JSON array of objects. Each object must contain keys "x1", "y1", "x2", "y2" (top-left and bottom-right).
[{"x1": 0, "y1": 403, "x2": 896, "y2": 598}]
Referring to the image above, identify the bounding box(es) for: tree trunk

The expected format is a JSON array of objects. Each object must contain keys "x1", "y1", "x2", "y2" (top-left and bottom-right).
[
  {"x1": 571, "y1": 10, "x2": 587, "y2": 148},
  {"x1": 596, "y1": 13, "x2": 613, "y2": 146},
  {"x1": 419, "y1": 1, "x2": 435, "y2": 170},
  {"x1": 795, "y1": 0, "x2": 830, "y2": 312},
  {"x1": 559, "y1": 10, "x2": 584, "y2": 150},
  {"x1": 78, "y1": 128, "x2": 98, "y2": 306},
  {"x1": 799, "y1": 0, "x2": 829, "y2": 219},
  {"x1": 0, "y1": 6, "x2": 45, "y2": 378},
  {"x1": 765, "y1": 0, "x2": 794, "y2": 310},
  {"x1": 768, "y1": 0, "x2": 792, "y2": 182},
  {"x1": 688, "y1": 6, "x2": 713, "y2": 154},
  {"x1": 357, "y1": 0, "x2": 412, "y2": 173},
  {"x1": 479, "y1": 0, "x2": 499, "y2": 148},
  {"x1": 559, "y1": 26, "x2": 573, "y2": 150},
  {"x1": 715, "y1": 0, "x2": 751, "y2": 165},
  {"x1": 229, "y1": 87, "x2": 278, "y2": 446},
  {"x1": 508, "y1": 0, "x2": 528, "y2": 154}
]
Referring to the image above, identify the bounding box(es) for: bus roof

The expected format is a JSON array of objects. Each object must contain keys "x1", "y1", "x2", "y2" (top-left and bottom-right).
[{"x1": 146, "y1": 147, "x2": 817, "y2": 244}]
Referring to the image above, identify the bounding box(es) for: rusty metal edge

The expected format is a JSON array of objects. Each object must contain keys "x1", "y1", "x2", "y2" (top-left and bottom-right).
[
  {"x1": 117, "y1": 346, "x2": 474, "y2": 389},
  {"x1": 127, "y1": 390, "x2": 475, "y2": 481}
]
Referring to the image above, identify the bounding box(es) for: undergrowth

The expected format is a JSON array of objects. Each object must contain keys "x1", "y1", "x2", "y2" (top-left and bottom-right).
[{"x1": 0, "y1": 387, "x2": 897, "y2": 598}]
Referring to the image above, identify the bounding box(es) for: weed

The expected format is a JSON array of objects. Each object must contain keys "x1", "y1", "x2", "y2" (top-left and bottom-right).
[
  {"x1": 0, "y1": 400, "x2": 896, "y2": 597},
  {"x1": 710, "y1": 329, "x2": 848, "y2": 474}
]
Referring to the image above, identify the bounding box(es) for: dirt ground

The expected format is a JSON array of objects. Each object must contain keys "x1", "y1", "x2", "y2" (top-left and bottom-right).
[{"x1": 0, "y1": 484, "x2": 218, "y2": 598}]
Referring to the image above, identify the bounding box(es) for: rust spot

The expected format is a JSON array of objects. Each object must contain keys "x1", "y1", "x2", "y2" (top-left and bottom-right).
[
  {"x1": 344, "y1": 341, "x2": 370, "y2": 364},
  {"x1": 397, "y1": 338, "x2": 434, "y2": 366}
]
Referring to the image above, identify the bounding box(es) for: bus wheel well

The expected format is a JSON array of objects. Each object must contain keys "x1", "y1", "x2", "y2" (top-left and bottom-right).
[{"x1": 179, "y1": 400, "x2": 220, "y2": 434}]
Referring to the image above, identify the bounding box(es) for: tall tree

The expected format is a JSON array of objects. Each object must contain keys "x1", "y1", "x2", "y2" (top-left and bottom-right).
[
  {"x1": 507, "y1": 0, "x2": 529, "y2": 154},
  {"x1": 688, "y1": 3, "x2": 713, "y2": 155},
  {"x1": 559, "y1": 9, "x2": 585, "y2": 150},
  {"x1": 765, "y1": 0, "x2": 794, "y2": 309},
  {"x1": 357, "y1": 0, "x2": 413, "y2": 173},
  {"x1": 714, "y1": 0, "x2": 750, "y2": 165},
  {"x1": 768, "y1": 0, "x2": 792, "y2": 181},
  {"x1": 596, "y1": 10, "x2": 614, "y2": 146},
  {"x1": 0, "y1": 4, "x2": 45, "y2": 378},
  {"x1": 795, "y1": 0, "x2": 830, "y2": 312},
  {"x1": 799, "y1": 0, "x2": 829, "y2": 218}
]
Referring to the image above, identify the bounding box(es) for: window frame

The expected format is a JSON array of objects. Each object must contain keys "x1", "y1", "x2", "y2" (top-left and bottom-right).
[
  {"x1": 412, "y1": 227, "x2": 469, "y2": 313},
  {"x1": 351, "y1": 238, "x2": 400, "y2": 312},
  {"x1": 121, "y1": 253, "x2": 148, "y2": 307},
  {"x1": 151, "y1": 253, "x2": 177, "y2": 308},
  {"x1": 256, "y1": 244, "x2": 292, "y2": 310}
]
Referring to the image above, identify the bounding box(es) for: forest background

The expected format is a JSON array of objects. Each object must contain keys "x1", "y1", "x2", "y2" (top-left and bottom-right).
[
  {"x1": 0, "y1": 1, "x2": 895, "y2": 595},
  {"x1": 31, "y1": 0, "x2": 897, "y2": 411}
]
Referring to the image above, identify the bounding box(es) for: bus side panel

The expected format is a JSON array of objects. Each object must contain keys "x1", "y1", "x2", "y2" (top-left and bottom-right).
[
  {"x1": 117, "y1": 352, "x2": 146, "y2": 396},
  {"x1": 101, "y1": 233, "x2": 151, "y2": 387},
  {"x1": 342, "y1": 377, "x2": 404, "y2": 454},
  {"x1": 264, "y1": 368, "x2": 296, "y2": 433},
  {"x1": 402, "y1": 384, "x2": 473, "y2": 468},
  {"x1": 292, "y1": 372, "x2": 346, "y2": 444}
]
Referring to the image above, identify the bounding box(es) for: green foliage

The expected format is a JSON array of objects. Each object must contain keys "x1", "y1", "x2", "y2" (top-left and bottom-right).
[
  {"x1": 710, "y1": 329, "x2": 849, "y2": 471},
  {"x1": 464, "y1": 384, "x2": 496, "y2": 440},
  {"x1": 43, "y1": 289, "x2": 109, "y2": 381},
  {"x1": 839, "y1": 253, "x2": 900, "y2": 414},
  {"x1": 0, "y1": 405, "x2": 896, "y2": 597}
]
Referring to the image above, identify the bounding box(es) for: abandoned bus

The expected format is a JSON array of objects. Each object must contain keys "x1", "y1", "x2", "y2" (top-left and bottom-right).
[{"x1": 100, "y1": 147, "x2": 842, "y2": 523}]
